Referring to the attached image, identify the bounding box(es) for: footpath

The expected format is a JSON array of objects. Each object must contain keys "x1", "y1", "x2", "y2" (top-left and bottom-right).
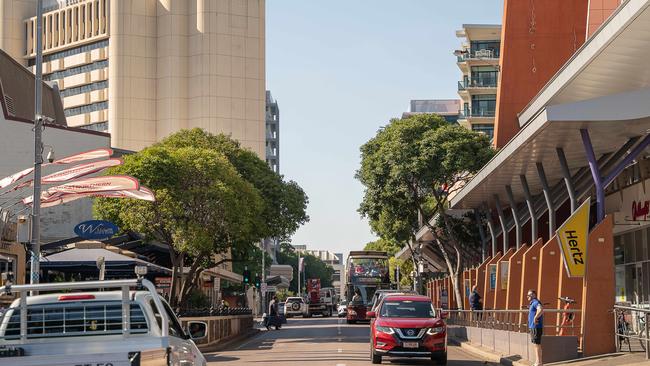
[{"x1": 452, "y1": 338, "x2": 650, "y2": 366}]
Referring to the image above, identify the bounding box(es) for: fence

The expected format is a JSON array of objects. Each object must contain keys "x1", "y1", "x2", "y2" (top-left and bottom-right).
[
  {"x1": 614, "y1": 304, "x2": 650, "y2": 359},
  {"x1": 445, "y1": 309, "x2": 582, "y2": 337},
  {"x1": 177, "y1": 306, "x2": 252, "y2": 317}
]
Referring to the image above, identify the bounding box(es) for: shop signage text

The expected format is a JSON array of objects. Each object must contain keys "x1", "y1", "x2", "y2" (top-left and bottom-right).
[
  {"x1": 556, "y1": 197, "x2": 590, "y2": 277},
  {"x1": 632, "y1": 200, "x2": 650, "y2": 221},
  {"x1": 74, "y1": 220, "x2": 119, "y2": 240}
]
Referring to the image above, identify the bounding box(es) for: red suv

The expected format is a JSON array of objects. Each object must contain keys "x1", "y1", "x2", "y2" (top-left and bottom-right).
[{"x1": 368, "y1": 294, "x2": 447, "y2": 364}]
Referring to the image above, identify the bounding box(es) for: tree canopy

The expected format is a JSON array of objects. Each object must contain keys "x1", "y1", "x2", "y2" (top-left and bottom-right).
[
  {"x1": 356, "y1": 113, "x2": 494, "y2": 307},
  {"x1": 94, "y1": 129, "x2": 309, "y2": 307}
]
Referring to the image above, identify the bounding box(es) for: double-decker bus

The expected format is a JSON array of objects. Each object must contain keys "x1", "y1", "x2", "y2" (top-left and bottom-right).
[{"x1": 345, "y1": 250, "x2": 391, "y2": 323}]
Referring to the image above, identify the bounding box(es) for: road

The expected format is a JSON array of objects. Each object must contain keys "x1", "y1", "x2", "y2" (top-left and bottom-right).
[{"x1": 205, "y1": 317, "x2": 495, "y2": 365}]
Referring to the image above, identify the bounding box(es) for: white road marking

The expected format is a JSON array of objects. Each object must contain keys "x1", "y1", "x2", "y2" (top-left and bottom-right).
[{"x1": 336, "y1": 364, "x2": 346, "y2": 366}]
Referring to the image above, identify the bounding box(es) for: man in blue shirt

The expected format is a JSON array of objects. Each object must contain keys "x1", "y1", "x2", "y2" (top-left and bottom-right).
[{"x1": 527, "y1": 290, "x2": 544, "y2": 366}]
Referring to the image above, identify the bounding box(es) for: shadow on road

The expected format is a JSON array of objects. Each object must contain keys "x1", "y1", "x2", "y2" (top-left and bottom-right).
[{"x1": 204, "y1": 354, "x2": 240, "y2": 362}]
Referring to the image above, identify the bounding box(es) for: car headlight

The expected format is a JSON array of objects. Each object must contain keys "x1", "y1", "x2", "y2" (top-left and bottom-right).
[
  {"x1": 376, "y1": 325, "x2": 395, "y2": 335},
  {"x1": 426, "y1": 326, "x2": 445, "y2": 335},
  {"x1": 349, "y1": 310, "x2": 357, "y2": 315}
]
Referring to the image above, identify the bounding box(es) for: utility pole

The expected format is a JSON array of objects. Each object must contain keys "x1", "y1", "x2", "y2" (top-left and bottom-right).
[
  {"x1": 261, "y1": 240, "x2": 266, "y2": 315},
  {"x1": 297, "y1": 253, "x2": 301, "y2": 297},
  {"x1": 30, "y1": 0, "x2": 44, "y2": 295}
]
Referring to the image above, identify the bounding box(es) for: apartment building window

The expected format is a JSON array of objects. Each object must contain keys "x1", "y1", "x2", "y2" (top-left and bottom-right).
[
  {"x1": 471, "y1": 95, "x2": 496, "y2": 117},
  {"x1": 79, "y1": 121, "x2": 108, "y2": 132},
  {"x1": 470, "y1": 66, "x2": 498, "y2": 87},
  {"x1": 60, "y1": 80, "x2": 108, "y2": 97},
  {"x1": 44, "y1": 60, "x2": 107, "y2": 81},
  {"x1": 64, "y1": 101, "x2": 107, "y2": 117},
  {"x1": 28, "y1": 39, "x2": 108, "y2": 66},
  {"x1": 470, "y1": 40, "x2": 500, "y2": 58},
  {"x1": 471, "y1": 124, "x2": 494, "y2": 139}
]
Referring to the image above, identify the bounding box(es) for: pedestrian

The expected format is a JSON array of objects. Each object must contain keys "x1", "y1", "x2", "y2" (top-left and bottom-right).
[
  {"x1": 221, "y1": 298, "x2": 230, "y2": 309},
  {"x1": 352, "y1": 288, "x2": 362, "y2": 303},
  {"x1": 267, "y1": 295, "x2": 281, "y2": 330},
  {"x1": 469, "y1": 285, "x2": 482, "y2": 321},
  {"x1": 527, "y1": 289, "x2": 544, "y2": 366}
]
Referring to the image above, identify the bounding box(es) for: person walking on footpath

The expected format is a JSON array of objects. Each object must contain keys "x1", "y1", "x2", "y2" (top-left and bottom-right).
[
  {"x1": 469, "y1": 285, "x2": 482, "y2": 321},
  {"x1": 527, "y1": 289, "x2": 544, "y2": 366},
  {"x1": 267, "y1": 295, "x2": 281, "y2": 330}
]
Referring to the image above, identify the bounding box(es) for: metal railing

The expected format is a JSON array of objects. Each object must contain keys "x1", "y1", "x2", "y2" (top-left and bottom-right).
[
  {"x1": 177, "y1": 307, "x2": 252, "y2": 318},
  {"x1": 0, "y1": 279, "x2": 169, "y2": 342},
  {"x1": 614, "y1": 305, "x2": 650, "y2": 359},
  {"x1": 459, "y1": 109, "x2": 496, "y2": 119},
  {"x1": 458, "y1": 78, "x2": 498, "y2": 91},
  {"x1": 444, "y1": 309, "x2": 582, "y2": 336},
  {"x1": 457, "y1": 49, "x2": 500, "y2": 62}
]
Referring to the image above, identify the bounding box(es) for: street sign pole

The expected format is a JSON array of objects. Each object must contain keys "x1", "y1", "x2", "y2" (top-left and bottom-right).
[
  {"x1": 261, "y1": 240, "x2": 266, "y2": 314},
  {"x1": 30, "y1": 0, "x2": 44, "y2": 295}
]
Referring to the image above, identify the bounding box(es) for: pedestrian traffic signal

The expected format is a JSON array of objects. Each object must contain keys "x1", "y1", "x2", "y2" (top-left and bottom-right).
[
  {"x1": 243, "y1": 269, "x2": 251, "y2": 284},
  {"x1": 254, "y1": 275, "x2": 261, "y2": 288}
]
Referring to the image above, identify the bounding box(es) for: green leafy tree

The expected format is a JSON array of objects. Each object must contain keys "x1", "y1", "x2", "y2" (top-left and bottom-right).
[
  {"x1": 162, "y1": 128, "x2": 309, "y2": 243},
  {"x1": 356, "y1": 114, "x2": 494, "y2": 309},
  {"x1": 364, "y1": 238, "x2": 402, "y2": 257},
  {"x1": 276, "y1": 243, "x2": 335, "y2": 293}
]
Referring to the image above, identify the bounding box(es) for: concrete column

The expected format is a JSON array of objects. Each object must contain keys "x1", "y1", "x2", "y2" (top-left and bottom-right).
[{"x1": 536, "y1": 162, "x2": 556, "y2": 238}]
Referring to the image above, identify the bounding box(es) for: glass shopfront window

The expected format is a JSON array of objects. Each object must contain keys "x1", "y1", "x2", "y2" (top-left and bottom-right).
[
  {"x1": 615, "y1": 228, "x2": 650, "y2": 304},
  {"x1": 0, "y1": 254, "x2": 16, "y2": 287}
]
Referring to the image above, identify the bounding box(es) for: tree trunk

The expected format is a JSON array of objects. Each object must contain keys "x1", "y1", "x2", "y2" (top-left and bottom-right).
[
  {"x1": 177, "y1": 258, "x2": 202, "y2": 308},
  {"x1": 168, "y1": 251, "x2": 183, "y2": 309}
]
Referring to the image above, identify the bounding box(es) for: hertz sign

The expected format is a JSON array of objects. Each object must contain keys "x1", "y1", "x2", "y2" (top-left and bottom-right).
[{"x1": 556, "y1": 197, "x2": 591, "y2": 277}]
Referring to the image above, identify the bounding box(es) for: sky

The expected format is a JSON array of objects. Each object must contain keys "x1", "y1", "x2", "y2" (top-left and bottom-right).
[{"x1": 266, "y1": 1, "x2": 503, "y2": 258}]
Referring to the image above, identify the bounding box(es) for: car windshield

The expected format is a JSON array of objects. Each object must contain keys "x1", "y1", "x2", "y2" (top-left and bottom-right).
[
  {"x1": 380, "y1": 300, "x2": 435, "y2": 318},
  {"x1": 288, "y1": 298, "x2": 303, "y2": 303}
]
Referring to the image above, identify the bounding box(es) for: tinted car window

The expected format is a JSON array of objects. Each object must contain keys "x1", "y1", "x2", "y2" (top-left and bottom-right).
[{"x1": 380, "y1": 300, "x2": 435, "y2": 318}]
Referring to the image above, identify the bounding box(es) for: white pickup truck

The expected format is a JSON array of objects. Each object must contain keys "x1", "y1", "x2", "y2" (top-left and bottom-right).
[{"x1": 0, "y1": 279, "x2": 207, "y2": 365}]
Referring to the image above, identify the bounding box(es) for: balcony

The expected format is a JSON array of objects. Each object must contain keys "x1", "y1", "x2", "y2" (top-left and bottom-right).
[
  {"x1": 458, "y1": 77, "x2": 498, "y2": 91},
  {"x1": 456, "y1": 48, "x2": 499, "y2": 62},
  {"x1": 459, "y1": 109, "x2": 496, "y2": 119}
]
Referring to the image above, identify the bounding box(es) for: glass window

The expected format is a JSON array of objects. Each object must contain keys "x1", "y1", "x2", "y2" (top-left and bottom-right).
[
  {"x1": 471, "y1": 124, "x2": 494, "y2": 140},
  {"x1": 624, "y1": 233, "x2": 636, "y2": 264},
  {"x1": 471, "y1": 95, "x2": 496, "y2": 117},
  {"x1": 380, "y1": 300, "x2": 435, "y2": 318},
  {"x1": 470, "y1": 40, "x2": 500, "y2": 58},
  {"x1": 614, "y1": 235, "x2": 625, "y2": 265},
  {"x1": 635, "y1": 230, "x2": 645, "y2": 262}
]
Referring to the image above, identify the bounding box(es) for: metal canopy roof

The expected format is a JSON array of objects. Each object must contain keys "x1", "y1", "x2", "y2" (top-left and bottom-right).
[
  {"x1": 450, "y1": 87, "x2": 650, "y2": 210},
  {"x1": 450, "y1": 0, "x2": 650, "y2": 211}
]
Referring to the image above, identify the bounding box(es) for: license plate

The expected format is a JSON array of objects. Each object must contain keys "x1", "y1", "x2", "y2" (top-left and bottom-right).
[{"x1": 403, "y1": 342, "x2": 419, "y2": 348}]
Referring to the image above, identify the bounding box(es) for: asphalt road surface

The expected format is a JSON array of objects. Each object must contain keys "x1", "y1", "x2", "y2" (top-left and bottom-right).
[{"x1": 204, "y1": 317, "x2": 495, "y2": 365}]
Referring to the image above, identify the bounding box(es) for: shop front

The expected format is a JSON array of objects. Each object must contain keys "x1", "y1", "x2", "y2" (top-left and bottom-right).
[{"x1": 0, "y1": 241, "x2": 25, "y2": 306}]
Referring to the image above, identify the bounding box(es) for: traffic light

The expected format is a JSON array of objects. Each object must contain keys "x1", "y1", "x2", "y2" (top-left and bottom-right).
[
  {"x1": 254, "y1": 274, "x2": 261, "y2": 288},
  {"x1": 243, "y1": 268, "x2": 251, "y2": 284}
]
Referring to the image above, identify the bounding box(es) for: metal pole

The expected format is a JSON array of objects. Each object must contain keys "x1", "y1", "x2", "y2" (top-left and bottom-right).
[
  {"x1": 557, "y1": 148, "x2": 577, "y2": 213},
  {"x1": 536, "y1": 162, "x2": 556, "y2": 237},
  {"x1": 483, "y1": 203, "x2": 497, "y2": 257},
  {"x1": 261, "y1": 240, "x2": 266, "y2": 315},
  {"x1": 297, "y1": 253, "x2": 301, "y2": 297},
  {"x1": 474, "y1": 209, "x2": 488, "y2": 261},
  {"x1": 505, "y1": 185, "x2": 522, "y2": 249},
  {"x1": 30, "y1": 0, "x2": 44, "y2": 295},
  {"x1": 494, "y1": 194, "x2": 508, "y2": 253},
  {"x1": 580, "y1": 129, "x2": 605, "y2": 223},
  {"x1": 520, "y1": 175, "x2": 538, "y2": 245}
]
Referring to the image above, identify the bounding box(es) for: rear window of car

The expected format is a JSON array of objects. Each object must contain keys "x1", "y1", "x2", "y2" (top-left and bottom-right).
[
  {"x1": 380, "y1": 300, "x2": 435, "y2": 318},
  {"x1": 2, "y1": 301, "x2": 148, "y2": 340},
  {"x1": 287, "y1": 298, "x2": 303, "y2": 303}
]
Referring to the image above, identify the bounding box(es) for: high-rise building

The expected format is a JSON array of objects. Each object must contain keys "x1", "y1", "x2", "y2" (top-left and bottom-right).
[
  {"x1": 265, "y1": 90, "x2": 279, "y2": 173},
  {"x1": 454, "y1": 24, "x2": 501, "y2": 141},
  {"x1": 403, "y1": 99, "x2": 461, "y2": 124},
  {"x1": 0, "y1": 0, "x2": 266, "y2": 155}
]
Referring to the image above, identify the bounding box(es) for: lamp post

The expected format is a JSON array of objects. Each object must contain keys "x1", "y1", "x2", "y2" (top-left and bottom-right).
[{"x1": 30, "y1": 0, "x2": 44, "y2": 295}]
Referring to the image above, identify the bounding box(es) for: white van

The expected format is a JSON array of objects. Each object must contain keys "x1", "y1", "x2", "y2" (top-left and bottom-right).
[{"x1": 0, "y1": 279, "x2": 207, "y2": 365}]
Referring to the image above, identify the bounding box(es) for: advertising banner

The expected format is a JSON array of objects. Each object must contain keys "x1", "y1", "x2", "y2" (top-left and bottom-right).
[
  {"x1": 22, "y1": 175, "x2": 140, "y2": 205},
  {"x1": 36, "y1": 186, "x2": 155, "y2": 208},
  {"x1": 500, "y1": 262, "x2": 509, "y2": 290},
  {"x1": 556, "y1": 197, "x2": 591, "y2": 277},
  {"x1": 52, "y1": 148, "x2": 113, "y2": 165},
  {"x1": 489, "y1": 264, "x2": 497, "y2": 290},
  {"x1": 0, "y1": 167, "x2": 33, "y2": 189}
]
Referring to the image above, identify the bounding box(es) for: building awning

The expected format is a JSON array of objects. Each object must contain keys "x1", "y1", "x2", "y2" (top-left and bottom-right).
[
  {"x1": 40, "y1": 247, "x2": 171, "y2": 275},
  {"x1": 451, "y1": 87, "x2": 650, "y2": 210},
  {"x1": 450, "y1": 0, "x2": 650, "y2": 211}
]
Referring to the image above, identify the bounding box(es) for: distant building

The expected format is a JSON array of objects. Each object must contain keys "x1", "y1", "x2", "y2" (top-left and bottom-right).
[
  {"x1": 265, "y1": 91, "x2": 279, "y2": 173},
  {"x1": 403, "y1": 99, "x2": 461, "y2": 124},
  {"x1": 293, "y1": 245, "x2": 344, "y2": 295},
  {"x1": 455, "y1": 24, "x2": 502, "y2": 141}
]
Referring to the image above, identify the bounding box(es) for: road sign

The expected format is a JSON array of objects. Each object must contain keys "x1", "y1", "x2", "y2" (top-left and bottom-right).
[
  {"x1": 266, "y1": 286, "x2": 277, "y2": 293},
  {"x1": 260, "y1": 283, "x2": 267, "y2": 293}
]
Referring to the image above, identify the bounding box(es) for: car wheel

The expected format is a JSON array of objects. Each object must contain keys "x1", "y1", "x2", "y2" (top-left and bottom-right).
[
  {"x1": 371, "y1": 346, "x2": 382, "y2": 364},
  {"x1": 432, "y1": 352, "x2": 447, "y2": 365}
]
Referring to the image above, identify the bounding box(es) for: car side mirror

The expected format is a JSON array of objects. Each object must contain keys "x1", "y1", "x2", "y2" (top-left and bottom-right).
[
  {"x1": 187, "y1": 321, "x2": 207, "y2": 340},
  {"x1": 367, "y1": 311, "x2": 376, "y2": 318}
]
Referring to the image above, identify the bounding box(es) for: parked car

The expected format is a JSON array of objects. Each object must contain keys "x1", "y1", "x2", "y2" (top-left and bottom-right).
[
  {"x1": 368, "y1": 294, "x2": 447, "y2": 365},
  {"x1": 284, "y1": 296, "x2": 307, "y2": 317},
  {"x1": 0, "y1": 279, "x2": 207, "y2": 365},
  {"x1": 338, "y1": 300, "x2": 348, "y2": 317}
]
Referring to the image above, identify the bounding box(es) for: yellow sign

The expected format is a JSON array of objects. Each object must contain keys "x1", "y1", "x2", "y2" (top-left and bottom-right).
[{"x1": 556, "y1": 197, "x2": 591, "y2": 277}]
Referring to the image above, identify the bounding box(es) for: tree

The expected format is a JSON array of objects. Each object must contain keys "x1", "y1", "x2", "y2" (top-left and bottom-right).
[
  {"x1": 356, "y1": 114, "x2": 495, "y2": 309},
  {"x1": 364, "y1": 238, "x2": 402, "y2": 257},
  {"x1": 161, "y1": 128, "x2": 309, "y2": 243},
  {"x1": 276, "y1": 243, "x2": 335, "y2": 293},
  {"x1": 95, "y1": 145, "x2": 264, "y2": 308}
]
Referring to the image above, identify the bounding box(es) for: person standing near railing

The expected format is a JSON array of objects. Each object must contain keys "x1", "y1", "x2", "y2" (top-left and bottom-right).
[
  {"x1": 469, "y1": 285, "x2": 483, "y2": 321},
  {"x1": 527, "y1": 290, "x2": 544, "y2": 366}
]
